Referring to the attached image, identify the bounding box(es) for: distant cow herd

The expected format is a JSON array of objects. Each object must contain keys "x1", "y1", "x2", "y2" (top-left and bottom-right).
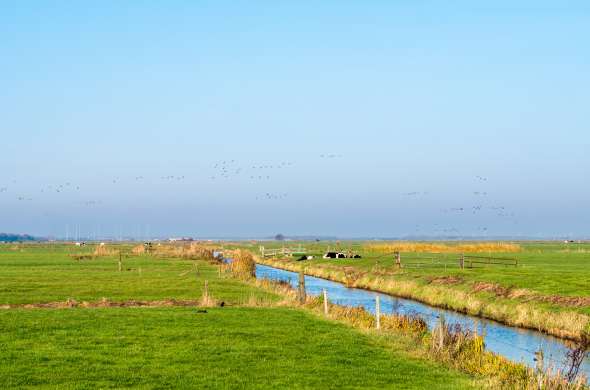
[{"x1": 297, "y1": 252, "x2": 361, "y2": 261}]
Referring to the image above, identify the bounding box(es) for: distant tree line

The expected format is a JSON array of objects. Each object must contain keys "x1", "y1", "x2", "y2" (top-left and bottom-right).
[{"x1": 0, "y1": 233, "x2": 40, "y2": 242}]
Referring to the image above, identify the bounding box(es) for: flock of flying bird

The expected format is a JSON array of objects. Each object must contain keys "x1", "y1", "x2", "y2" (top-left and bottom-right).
[{"x1": 0, "y1": 156, "x2": 517, "y2": 235}]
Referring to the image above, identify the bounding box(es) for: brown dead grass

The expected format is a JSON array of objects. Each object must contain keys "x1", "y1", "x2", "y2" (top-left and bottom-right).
[
  {"x1": 132, "y1": 245, "x2": 146, "y2": 255},
  {"x1": 93, "y1": 245, "x2": 117, "y2": 257},
  {"x1": 365, "y1": 242, "x2": 521, "y2": 254},
  {"x1": 228, "y1": 250, "x2": 256, "y2": 279},
  {"x1": 152, "y1": 243, "x2": 218, "y2": 262}
]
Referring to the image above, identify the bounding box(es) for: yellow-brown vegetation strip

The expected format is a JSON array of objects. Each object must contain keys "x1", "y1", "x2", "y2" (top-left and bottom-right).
[{"x1": 365, "y1": 242, "x2": 522, "y2": 254}]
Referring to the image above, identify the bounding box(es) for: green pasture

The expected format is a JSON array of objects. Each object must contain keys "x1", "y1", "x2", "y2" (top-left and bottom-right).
[
  {"x1": 0, "y1": 243, "x2": 478, "y2": 389},
  {"x1": 0, "y1": 244, "x2": 272, "y2": 305}
]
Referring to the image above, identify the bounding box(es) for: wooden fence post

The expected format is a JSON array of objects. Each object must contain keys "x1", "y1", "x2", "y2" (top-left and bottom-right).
[
  {"x1": 204, "y1": 280, "x2": 209, "y2": 301},
  {"x1": 118, "y1": 252, "x2": 122, "y2": 272},
  {"x1": 375, "y1": 295, "x2": 381, "y2": 330},
  {"x1": 323, "y1": 289, "x2": 329, "y2": 316},
  {"x1": 298, "y1": 269, "x2": 306, "y2": 304},
  {"x1": 395, "y1": 251, "x2": 402, "y2": 268},
  {"x1": 459, "y1": 253, "x2": 464, "y2": 269},
  {"x1": 438, "y1": 314, "x2": 446, "y2": 351}
]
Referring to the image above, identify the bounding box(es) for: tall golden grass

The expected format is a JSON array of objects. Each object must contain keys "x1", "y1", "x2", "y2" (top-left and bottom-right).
[
  {"x1": 93, "y1": 245, "x2": 117, "y2": 257},
  {"x1": 229, "y1": 250, "x2": 256, "y2": 279},
  {"x1": 132, "y1": 245, "x2": 145, "y2": 255},
  {"x1": 365, "y1": 242, "x2": 521, "y2": 254},
  {"x1": 152, "y1": 243, "x2": 217, "y2": 261}
]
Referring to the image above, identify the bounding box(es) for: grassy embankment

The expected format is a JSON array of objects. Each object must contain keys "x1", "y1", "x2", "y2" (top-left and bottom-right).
[
  {"x1": 244, "y1": 241, "x2": 590, "y2": 340},
  {"x1": 0, "y1": 243, "x2": 478, "y2": 389}
]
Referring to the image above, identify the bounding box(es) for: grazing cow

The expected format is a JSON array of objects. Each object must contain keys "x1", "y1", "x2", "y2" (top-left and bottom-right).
[{"x1": 323, "y1": 252, "x2": 337, "y2": 259}]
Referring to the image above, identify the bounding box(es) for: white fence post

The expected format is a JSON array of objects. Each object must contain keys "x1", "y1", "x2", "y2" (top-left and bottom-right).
[{"x1": 376, "y1": 295, "x2": 381, "y2": 330}]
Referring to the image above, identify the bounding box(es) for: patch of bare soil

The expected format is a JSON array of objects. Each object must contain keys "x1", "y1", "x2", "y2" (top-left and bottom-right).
[
  {"x1": 471, "y1": 282, "x2": 590, "y2": 308},
  {"x1": 427, "y1": 276, "x2": 463, "y2": 285}
]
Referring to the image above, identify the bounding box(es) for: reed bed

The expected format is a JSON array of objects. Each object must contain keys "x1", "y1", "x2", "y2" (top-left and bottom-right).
[
  {"x1": 365, "y1": 242, "x2": 521, "y2": 254},
  {"x1": 227, "y1": 250, "x2": 256, "y2": 279},
  {"x1": 152, "y1": 243, "x2": 218, "y2": 262},
  {"x1": 93, "y1": 245, "x2": 117, "y2": 257},
  {"x1": 131, "y1": 245, "x2": 146, "y2": 255}
]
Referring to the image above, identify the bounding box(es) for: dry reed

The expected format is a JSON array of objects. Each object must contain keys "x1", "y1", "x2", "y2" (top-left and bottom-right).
[
  {"x1": 365, "y1": 242, "x2": 521, "y2": 254},
  {"x1": 93, "y1": 245, "x2": 117, "y2": 257},
  {"x1": 229, "y1": 250, "x2": 256, "y2": 279}
]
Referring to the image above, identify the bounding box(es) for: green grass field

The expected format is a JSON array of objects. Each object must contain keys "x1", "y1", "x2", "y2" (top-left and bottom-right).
[
  {"x1": 0, "y1": 244, "x2": 273, "y2": 305},
  {"x1": 0, "y1": 307, "x2": 476, "y2": 389},
  {"x1": 0, "y1": 243, "x2": 478, "y2": 389}
]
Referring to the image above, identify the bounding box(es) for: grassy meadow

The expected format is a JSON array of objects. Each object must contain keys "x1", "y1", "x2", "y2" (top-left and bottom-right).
[{"x1": 0, "y1": 243, "x2": 479, "y2": 389}]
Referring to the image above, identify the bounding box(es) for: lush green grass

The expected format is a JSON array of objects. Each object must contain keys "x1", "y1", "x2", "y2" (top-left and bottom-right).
[
  {"x1": 0, "y1": 243, "x2": 478, "y2": 389},
  {"x1": 0, "y1": 244, "x2": 274, "y2": 305}
]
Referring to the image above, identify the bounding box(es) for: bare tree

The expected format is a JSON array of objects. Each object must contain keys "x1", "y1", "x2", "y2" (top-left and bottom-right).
[{"x1": 564, "y1": 332, "x2": 590, "y2": 382}]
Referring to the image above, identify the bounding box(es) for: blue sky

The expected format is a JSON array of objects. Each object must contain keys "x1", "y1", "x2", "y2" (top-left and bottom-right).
[{"x1": 1, "y1": 1, "x2": 589, "y2": 238}]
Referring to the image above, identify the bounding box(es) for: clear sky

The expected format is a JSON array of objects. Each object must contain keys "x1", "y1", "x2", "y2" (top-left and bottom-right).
[{"x1": 1, "y1": 1, "x2": 589, "y2": 239}]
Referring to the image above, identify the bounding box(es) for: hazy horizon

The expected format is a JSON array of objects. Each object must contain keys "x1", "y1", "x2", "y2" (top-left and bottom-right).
[{"x1": 2, "y1": 2, "x2": 589, "y2": 238}]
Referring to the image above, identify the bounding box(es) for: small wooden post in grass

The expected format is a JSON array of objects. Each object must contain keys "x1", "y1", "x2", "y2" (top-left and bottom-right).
[
  {"x1": 298, "y1": 269, "x2": 306, "y2": 304},
  {"x1": 534, "y1": 349, "x2": 544, "y2": 373},
  {"x1": 118, "y1": 251, "x2": 122, "y2": 272},
  {"x1": 375, "y1": 295, "x2": 381, "y2": 330},
  {"x1": 194, "y1": 262, "x2": 199, "y2": 277},
  {"x1": 323, "y1": 289, "x2": 329, "y2": 316},
  {"x1": 459, "y1": 253, "x2": 464, "y2": 269},
  {"x1": 438, "y1": 314, "x2": 446, "y2": 351},
  {"x1": 204, "y1": 280, "x2": 209, "y2": 302}
]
